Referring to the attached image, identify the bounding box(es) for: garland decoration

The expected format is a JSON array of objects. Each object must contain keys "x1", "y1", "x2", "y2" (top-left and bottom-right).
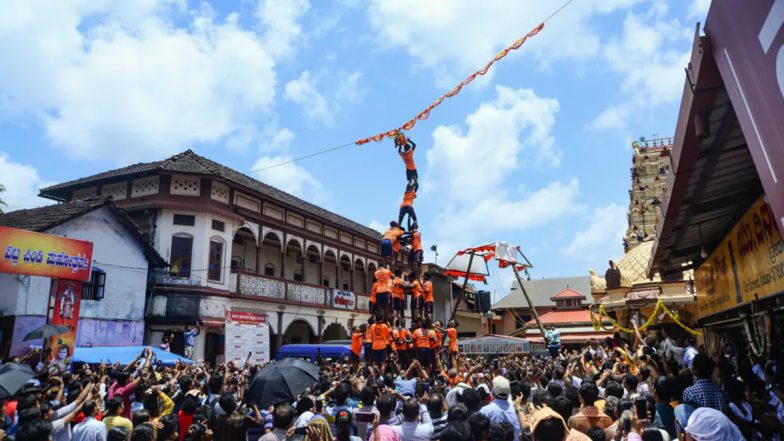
[
  {"x1": 590, "y1": 300, "x2": 702, "y2": 336},
  {"x1": 355, "y1": 22, "x2": 545, "y2": 145}
]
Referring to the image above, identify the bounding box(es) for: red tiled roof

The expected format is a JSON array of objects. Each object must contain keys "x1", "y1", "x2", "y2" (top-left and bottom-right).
[
  {"x1": 550, "y1": 288, "x2": 586, "y2": 300},
  {"x1": 526, "y1": 309, "x2": 605, "y2": 325},
  {"x1": 527, "y1": 332, "x2": 613, "y2": 343}
]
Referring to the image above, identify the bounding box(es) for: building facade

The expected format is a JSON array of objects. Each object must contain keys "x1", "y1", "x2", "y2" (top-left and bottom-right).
[
  {"x1": 0, "y1": 199, "x2": 165, "y2": 357},
  {"x1": 38, "y1": 150, "x2": 403, "y2": 363},
  {"x1": 651, "y1": 1, "x2": 784, "y2": 363}
]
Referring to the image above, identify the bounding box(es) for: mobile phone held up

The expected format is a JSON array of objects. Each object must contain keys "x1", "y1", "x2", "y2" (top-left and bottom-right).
[{"x1": 635, "y1": 396, "x2": 648, "y2": 421}]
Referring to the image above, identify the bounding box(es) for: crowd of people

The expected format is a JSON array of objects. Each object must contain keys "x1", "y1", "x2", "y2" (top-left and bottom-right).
[{"x1": 2, "y1": 319, "x2": 781, "y2": 441}]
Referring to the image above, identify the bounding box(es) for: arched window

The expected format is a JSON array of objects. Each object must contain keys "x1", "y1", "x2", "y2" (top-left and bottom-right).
[
  {"x1": 170, "y1": 234, "x2": 193, "y2": 277},
  {"x1": 208, "y1": 237, "x2": 225, "y2": 281},
  {"x1": 264, "y1": 263, "x2": 276, "y2": 277},
  {"x1": 82, "y1": 267, "x2": 106, "y2": 300}
]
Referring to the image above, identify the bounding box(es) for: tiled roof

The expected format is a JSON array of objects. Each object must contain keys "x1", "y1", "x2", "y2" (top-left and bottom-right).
[
  {"x1": 526, "y1": 309, "x2": 604, "y2": 325},
  {"x1": 550, "y1": 288, "x2": 586, "y2": 300},
  {"x1": 39, "y1": 149, "x2": 381, "y2": 239},
  {"x1": 0, "y1": 197, "x2": 111, "y2": 232},
  {"x1": 0, "y1": 196, "x2": 166, "y2": 267},
  {"x1": 494, "y1": 276, "x2": 591, "y2": 309}
]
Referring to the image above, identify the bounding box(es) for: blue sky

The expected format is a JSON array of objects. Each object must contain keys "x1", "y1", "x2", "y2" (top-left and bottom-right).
[{"x1": 0, "y1": 0, "x2": 710, "y2": 299}]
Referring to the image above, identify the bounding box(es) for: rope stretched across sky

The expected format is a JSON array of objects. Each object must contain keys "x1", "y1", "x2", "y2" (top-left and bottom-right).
[
  {"x1": 354, "y1": 21, "x2": 545, "y2": 145},
  {"x1": 248, "y1": 0, "x2": 576, "y2": 174}
]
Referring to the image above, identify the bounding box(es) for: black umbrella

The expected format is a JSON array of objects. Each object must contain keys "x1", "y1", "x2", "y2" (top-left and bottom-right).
[
  {"x1": 247, "y1": 359, "x2": 320, "y2": 408},
  {"x1": 0, "y1": 363, "x2": 36, "y2": 399},
  {"x1": 23, "y1": 324, "x2": 70, "y2": 341}
]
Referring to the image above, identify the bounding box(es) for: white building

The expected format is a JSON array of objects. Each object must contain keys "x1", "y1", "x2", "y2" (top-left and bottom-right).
[
  {"x1": 0, "y1": 198, "x2": 165, "y2": 357},
  {"x1": 38, "y1": 150, "x2": 396, "y2": 363}
]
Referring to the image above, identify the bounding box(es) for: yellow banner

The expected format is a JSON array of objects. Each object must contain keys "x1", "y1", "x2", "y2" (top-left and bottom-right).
[{"x1": 696, "y1": 197, "x2": 784, "y2": 318}]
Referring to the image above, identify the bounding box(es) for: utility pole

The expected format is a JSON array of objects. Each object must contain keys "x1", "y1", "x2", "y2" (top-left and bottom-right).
[
  {"x1": 449, "y1": 250, "x2": 475, "y2": 323},
  {"x1": 511, "y1": 265, "x2": 546, "y2": 337}
]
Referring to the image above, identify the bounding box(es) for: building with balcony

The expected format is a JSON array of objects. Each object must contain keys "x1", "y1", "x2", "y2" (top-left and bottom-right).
[{"x1": 38, "y1": 150, "x2": 398, "y2": 363}]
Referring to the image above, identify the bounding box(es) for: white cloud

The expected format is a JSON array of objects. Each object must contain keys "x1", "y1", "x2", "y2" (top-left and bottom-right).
[
  {"x1": 687, "y1": 0, "x2": 711, "y2": 20},
  {"x1": 0, "y1": 152, "x2": 53, "y2": 210},
  {"x1": 423, "y1": 85, "x2": 580, "y2": 263},
  {"x1": 256, "y1": 0, "x2": 311, "y2": 58},
  {"x1": 591, "y1": 4, "x2": 691, "y2": 130},
  {"x1": 368, "y1": 220, "x2": 386, "y2": 234},
  {"x1": 368, "y1": 0, "x2": 642, "y2": 85},
  {"x1": 426, "y1": 85, "x2": 561, "y2": 202},
  {"x1": 0, "y1": 1, "x2": 319, "y2": 164},
  {"x1": 284, "y1": 70, "x2": 363, "y2": 127},
  {"x1": 561, "y1": 202, "x2": 627, "y2": 265},
  {"x1": 251, "y1": 155, "x2": 328, "y2": 205}
]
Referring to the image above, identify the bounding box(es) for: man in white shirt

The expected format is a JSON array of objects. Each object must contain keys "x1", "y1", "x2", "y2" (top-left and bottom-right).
[
  {"x1": 72, "y1": 401, "x2": 107, "y2": 441},
  {"x1": 391, "y1": 398, "x2": 432, "y2": 441},
  {"x1": 683, "y1": 339, "x2": 699, "y2": 370}
]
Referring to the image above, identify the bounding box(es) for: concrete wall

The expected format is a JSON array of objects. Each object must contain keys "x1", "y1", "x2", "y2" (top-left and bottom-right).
[
  {"x1": 1, "y1": 207, "x2": 152, "y2": 355},
  {"x1": 76, "y1": 318, "x2": 144, "y2": 347}
]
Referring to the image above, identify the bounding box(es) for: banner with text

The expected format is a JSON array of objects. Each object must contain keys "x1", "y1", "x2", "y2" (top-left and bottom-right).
[
  {"x1": 48, "y1": 279, "x2": 83, "y2": 371},
  {"x1": 330, "y1": 289, "x2": 356, "y2": 310},
  {"x1": 0, "y1": 226, "x2": 93, "y2": 281},
  {"x1": 225, "y1": 311, "x2": 270, "y2": 365},
  {"x1": 696, "y1": 196, "x2": 784, "y2": 319}
]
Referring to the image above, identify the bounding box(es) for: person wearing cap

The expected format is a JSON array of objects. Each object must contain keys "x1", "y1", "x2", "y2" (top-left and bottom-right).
[
  {"x1": 684, "y1": 407, "x2": 744, "y2": 441},
  {"x1": 479, "y1": 376, "x2": 521, "y2": 440}
]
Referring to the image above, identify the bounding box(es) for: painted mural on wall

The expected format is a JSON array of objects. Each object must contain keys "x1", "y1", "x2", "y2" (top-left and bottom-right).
[{"x1": 48, "y1": 279, "x2": 83, "y2": 370}]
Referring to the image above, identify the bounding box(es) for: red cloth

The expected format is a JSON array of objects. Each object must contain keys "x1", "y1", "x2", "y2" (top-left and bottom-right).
[{"x1": 178, "y1": 410, "x2": 194, "y2": 441}]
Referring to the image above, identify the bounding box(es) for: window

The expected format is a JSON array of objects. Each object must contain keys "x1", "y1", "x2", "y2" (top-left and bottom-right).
[
  {"x1": 264, "y1": 263, "x2": 276, "y2": 277},
  {"x1": 293, "y1": 269, "x2": 303, "y2": 282},
  {"x1": 170, "y1": 235, "x2": 193, "y2": 277},
  {"x1": 323, "y1": 276, "x2": 330, "y2": 287},
  {"x1": 342, "y1": 280, "x2": 350, "y2": 290},
  {"x1": 308, "y1": 254, "x2": 319, "y2": 264},
  {"x1": 82, "y1": 268, "x2": 106, "y2": 300},
  {"x1": 208, "y1": 240, "x2": 224, "y2": 281},
  {"x1": 211, "y1": 220, "x2": 225, "y2": 232},
  {"x1": 173, "y1": 214, "x2": 195, "y2": 226}
]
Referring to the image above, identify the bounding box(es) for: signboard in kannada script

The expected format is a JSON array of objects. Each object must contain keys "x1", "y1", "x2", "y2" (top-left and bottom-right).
[
  {"x1": 225, "y1": 311, "x2": 270, "y2": 365},
  {"x1": 696, "y1": 196, "x2": 784, "y2": 319},
  {"x1": 0, "y1": 226, "x2": 93, "y2": 282}
]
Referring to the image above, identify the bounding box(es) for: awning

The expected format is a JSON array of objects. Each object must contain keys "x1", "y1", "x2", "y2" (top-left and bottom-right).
[{"x1": 526, "y1": 332, "x2": 613, "y2": 343}]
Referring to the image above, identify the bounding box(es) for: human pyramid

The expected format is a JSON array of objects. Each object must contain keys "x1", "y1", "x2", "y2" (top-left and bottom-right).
[{"x1": 351, "y1": 132, "x2": 461, "y2": 375}]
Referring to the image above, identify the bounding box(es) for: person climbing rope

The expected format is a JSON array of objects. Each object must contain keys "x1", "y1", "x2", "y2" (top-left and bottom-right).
[
  {"x1": 395, "y1": 133, "x2": 418, "y2": 191},
  {"x1": 380, "y1": 221, "x2": 405, "y2": 268},
  {"x1": 398, "y1": 187, "x2": 417, "y2": 231}
]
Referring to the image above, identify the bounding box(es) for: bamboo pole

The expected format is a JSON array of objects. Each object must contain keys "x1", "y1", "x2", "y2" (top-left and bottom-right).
[
  {"x1": 512, "y1": 265, "x2": 546, "y2": 337},
  {"x1": 449, "y1": 250, "x2": 475, "y2": 323}
]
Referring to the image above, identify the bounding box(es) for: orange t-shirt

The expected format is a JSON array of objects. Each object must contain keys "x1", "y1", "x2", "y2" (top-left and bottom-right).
[
  {"x1": 390, "y1": 329, "x2": 400, "y2": 351},
  {"x1": 447, "y1": 327, "x2": 458, "y2": 352},
  {"x1": 383, "y1": 227, "x2": 404, "y2": 242},
  {"x1": 411, "y1": 280, "x2": 422, "y2": 299},
  {"x1": 400, "y1": 149, "x2": 416, "y2": 170},
  {"x1": 401, "y1": 191, "x2": 416, "y2": 208},
  {"x1": 370, "y1": 323, "x2": 391, "y2": 350},
  {"x1": 351, "y1": 331, "x2": 363, "y2": 355},
  {"x1": 431, "y1": 330, "x2": 443, "y2": 350},
  {"x1": 399, "y1": 328, "x2": 412, "y2": 350},
  {"x1": 392, "y1": 277, "x2": 405, "y2": 299},
  {"x1": 375, "y1": 268, "x2": 392, "y2": 285},
  {"x1": 414, "y1": 328, "x2": 435, "y2": 348},
  {"x1": 364, "y1": 328, "x2": 372, "y2": 345},
  {"x1": 411, "y1": 231, "x2": 423, "y2": 251},
  {"x1": 423, "y1": 281, "x2": 434, "y2": 303},
  {"x1": 371, "y1": 281, "x2": 390, "y2": 300}
]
